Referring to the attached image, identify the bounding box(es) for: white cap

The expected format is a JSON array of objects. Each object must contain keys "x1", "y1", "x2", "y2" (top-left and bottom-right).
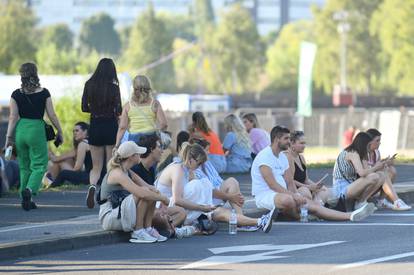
[{"x1": 117, "y1": 141, "x2": 146, "y2": 158}]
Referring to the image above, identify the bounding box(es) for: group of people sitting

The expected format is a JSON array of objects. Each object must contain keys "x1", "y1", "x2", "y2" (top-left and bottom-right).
[{"x1": 93, "y1": 118, "x2": 410, "y2": 243}]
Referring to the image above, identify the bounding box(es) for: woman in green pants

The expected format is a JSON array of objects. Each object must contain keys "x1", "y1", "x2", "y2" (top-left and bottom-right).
[{"x1": 4, "y1": 63, "x2": 63, "y2": 211}]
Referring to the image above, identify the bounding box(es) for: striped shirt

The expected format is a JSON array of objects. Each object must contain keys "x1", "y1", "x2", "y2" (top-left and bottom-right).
[{"x1": 333, "y1": 150, "x2": 358, "y2": 182}]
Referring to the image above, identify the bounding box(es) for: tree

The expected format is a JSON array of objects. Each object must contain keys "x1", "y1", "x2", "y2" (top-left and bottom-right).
[
  {"x1": 79, "y1": 13, "x2": 121, "y2": 55},
  {"x1": 36, "y1": 44, "x2": 78, "y2": 74},
  {"x1": 0, "y1": 0, "x2": 36, "y2": 73},
  {"x1": 192, "y1": 0, "x2": 215, "y2": 39},
  {"x1": 370, "y1": 0, "x2": 414, "y2": 95},
  {"x1": 41, "y1": 24, "x2": 74, "y2": 51},
  {"x1": 123, "y1": 4, "x2": 175, "y2": 92},
  {"x1": 208, "y1": 4, "x2": 262, "y2": 93},
  {"x1": 311, "y1": 0, "x2": 383, "y2": 94},
  {"x1": 266, "y1": 21, "x2": 315, "y2": 92}
]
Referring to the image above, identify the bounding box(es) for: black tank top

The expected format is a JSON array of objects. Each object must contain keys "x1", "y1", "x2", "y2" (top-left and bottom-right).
[{"x1": 294, "y1": 156, "x2": 307, "y2": 184}]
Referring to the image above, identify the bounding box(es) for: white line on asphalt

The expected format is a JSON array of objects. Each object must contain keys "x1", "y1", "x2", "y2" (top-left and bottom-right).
[
  {"x1": 334, "y1": 251, "x2": 414, "y2": 270},
  {"x1": 372, "y1": 213, "x2": 414, "y2": 216},
  {"x1": 273, "y1": 222, "x2": 414, "y2": 226}
]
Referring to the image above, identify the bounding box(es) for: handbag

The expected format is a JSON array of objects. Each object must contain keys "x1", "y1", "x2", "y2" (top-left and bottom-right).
[
  {"x1": 22, "y1": 91, "x2": 56, "y2": 141},
  {"x1": 109, "y1": 190, "x2": 130, "y2": 219}
]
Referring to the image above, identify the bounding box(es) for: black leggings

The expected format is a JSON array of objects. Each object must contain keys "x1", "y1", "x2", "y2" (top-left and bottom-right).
[{"x1": 50, "y1": 170, "x2": 89, "y2": 187}]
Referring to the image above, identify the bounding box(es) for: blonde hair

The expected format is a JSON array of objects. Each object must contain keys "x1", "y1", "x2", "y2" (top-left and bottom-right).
[
  {"x1": 107, "y1": 151, "x2": 128, "y2": 172},
  {"x1": 224, "y1": 114, "x2": 251, "y2": 150},
  {"x1": 131, "y1": 75, "x2": 153, "y2": 105},
  {"x1": 178, "y1": 142, "x2": 207, "y2": 167}
]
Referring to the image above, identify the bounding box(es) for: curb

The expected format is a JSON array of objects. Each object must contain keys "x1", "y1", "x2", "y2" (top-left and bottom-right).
[{"x1": 0, "y1": 230, "x2": 129, "y2": 262}]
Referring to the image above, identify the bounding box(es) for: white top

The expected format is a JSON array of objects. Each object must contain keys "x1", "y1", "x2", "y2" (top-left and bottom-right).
[{"x1": 251, "y1": 146, "x2": 289, "y2": 196}]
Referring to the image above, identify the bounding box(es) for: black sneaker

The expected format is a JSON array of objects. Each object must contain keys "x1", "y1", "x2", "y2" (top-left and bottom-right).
[
  {"x1": 21, "y1": 188, "x2": 32, "y2": 211},
  {"x1": 86, "y1": 185, "x2": 96, "y2": 209}
]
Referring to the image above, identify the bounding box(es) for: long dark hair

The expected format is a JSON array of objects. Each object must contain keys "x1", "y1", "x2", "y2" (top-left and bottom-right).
[
  {"x1": 192, "y1": 112, "x2": 210, "y2": 134},
  {"x1": 86, "y1": 58, "x2": 119, "y2": 110},
  {"x1": 19, "y1": 63, "x2": 40, "y2": 93},
  {"x1": 73, "y1": 121, "x2": 89, "y2": 148},
  {"x1": 345, "y1": 132, "x2": 373, "y2": 161}
]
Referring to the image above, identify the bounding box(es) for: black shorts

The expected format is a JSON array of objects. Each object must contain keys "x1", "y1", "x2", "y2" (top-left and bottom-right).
[{"x1": 89, "y1": 117, "x2": 118, "y2": 146}]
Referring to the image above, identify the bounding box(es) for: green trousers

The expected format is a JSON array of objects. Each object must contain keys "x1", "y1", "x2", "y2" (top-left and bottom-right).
[{"x1": 15, "y1": 119, "x2": 48, "y2": 195}]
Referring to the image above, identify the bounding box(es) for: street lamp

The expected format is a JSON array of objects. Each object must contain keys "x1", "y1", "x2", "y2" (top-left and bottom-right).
[{"x1": 333, "y1": 11, "x2": 350, "y2": 94}]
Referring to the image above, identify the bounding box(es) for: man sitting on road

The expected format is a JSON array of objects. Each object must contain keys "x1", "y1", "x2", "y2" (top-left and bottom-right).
[{"x1": 251, "y1": 125, "x2": 376, "y2": 222}]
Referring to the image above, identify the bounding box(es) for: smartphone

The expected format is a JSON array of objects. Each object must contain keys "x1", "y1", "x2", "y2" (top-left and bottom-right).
[
  {"x1": 317, "y1": 173, "x2": 329, "y2": 185},
  {"x1": 390, "y1": 153, "x2": 398, "y2": 159}
]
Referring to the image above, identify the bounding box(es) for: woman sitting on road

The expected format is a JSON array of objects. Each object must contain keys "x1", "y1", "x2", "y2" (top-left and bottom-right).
[
  {"x1": 99, "y1": 141, "x2": 170, "y2": 243},
  {"x1": 156, "y1": 143, "x2": 275, "y2": 233},
  {"x1": 285, "y1": 131, "x2": 338, "y2": 207},
  {"x1": 43, "y1": 122, "x2": 92, "y2": 188},
  {"x1": 222, "y1": 114, "x2": 252, "y2": 173},
  {"x1": 366, "y1": 128, "x2": 411, "y2": 210},
  {"x1": 189, "y1": 112, "x2": 226, "y2": 173},
  {"x1": 333, "y1": 132, "x2": 387, "y2": 211},
  {"x1": 242, "y1": 113, "x2": 270, "y2": 159}
]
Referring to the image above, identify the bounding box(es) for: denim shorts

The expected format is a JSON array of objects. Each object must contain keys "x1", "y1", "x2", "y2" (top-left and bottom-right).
[
  {"x1": 128, "y1": 131, "x2": 156, "y2": 144},
  {"x1": 333, "y1": 178, "x2": 350, "y2": 199}
]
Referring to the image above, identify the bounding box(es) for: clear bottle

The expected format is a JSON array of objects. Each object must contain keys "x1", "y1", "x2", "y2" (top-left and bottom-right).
[
  {"x1": 300, "y1": 204, "x2": 309, "y2": 223},
  {"x1": 229, "y1": 208, "x2": 237, "y2": 235}
]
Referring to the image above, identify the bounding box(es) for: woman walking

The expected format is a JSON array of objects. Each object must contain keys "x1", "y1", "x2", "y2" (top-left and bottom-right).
[
  {"x1": 5, "y1": 62, "x2": 63, "y2": 210},
  {"x1": 82, "y1": 58, "x2": 122, "y2": 208}
]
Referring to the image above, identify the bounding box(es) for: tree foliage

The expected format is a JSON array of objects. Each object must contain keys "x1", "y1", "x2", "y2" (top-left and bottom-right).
[
  {"x1": 123, "y1": 4, "x2": 175, "y2": 92},
  {"x1": 370, "y1": 0, "x2": 414, "y2": 95},
  {"x1": 312, "y1": 0, "x2": 383, "y2": 94},
  {"x1": 79, "y1": 13, "x2": 121, "y2": 55},
  {"x1": 266, "y1": 20, "x2": 315, "y2": 92},
  {"x1": 41, "y1": 24, "x2": 73, "y2": 51},
  {"x1": 208, "y1": 4, "x2": 262, "y2": 93},
  {"x1": 0, "y1": 0, "x2": 36, "y2": 73}
]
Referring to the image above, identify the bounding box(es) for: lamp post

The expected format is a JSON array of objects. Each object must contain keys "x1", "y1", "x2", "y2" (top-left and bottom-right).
[{"x1": 333, "y1": 11, "x2": 350, "y2": 94}]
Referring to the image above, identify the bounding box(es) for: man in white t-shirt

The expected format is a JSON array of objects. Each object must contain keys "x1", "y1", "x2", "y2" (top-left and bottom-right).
[{"x1": 251, "y1": 125, "x2": 306, "y2": 219}]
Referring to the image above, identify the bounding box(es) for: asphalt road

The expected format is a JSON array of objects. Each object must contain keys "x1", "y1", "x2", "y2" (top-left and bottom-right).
[{"x1": 2, "y1": 209, "x2": 414, "y2": 274}]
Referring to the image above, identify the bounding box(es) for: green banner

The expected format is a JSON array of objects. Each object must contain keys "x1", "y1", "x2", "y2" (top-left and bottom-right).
[{"x1": 297, "y1": 41, "x2": 317, "y2": 117}]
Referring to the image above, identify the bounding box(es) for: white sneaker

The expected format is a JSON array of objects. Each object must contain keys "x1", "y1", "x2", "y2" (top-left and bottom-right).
[
  {"x1": 376, "y1": 198, "x2": 394, "y2": 209},
  {"x1": 237, "y1": 225, "x2": 259, "y2": 232},
  {"x1": 350, "y1": 202, "x2": 376, "y2": 221},
  {"x1": 258, "y1": 207, "x2": 278, "y2": 233},
  {"x1": 354, "y1": 201, "x2": 368, "y2": 210},
  {"x1": 175, "y1": 226, "x2": 196, "y2": 239},
  {"x1": 146, "y1": 227, "x2": 168, "y2": 242},
  {"x1": 393, "y1": 199, "x2": 412, "y2": 211},
  {"x1": 129, "y1": 229, "x2": 157, "y2": 243}
]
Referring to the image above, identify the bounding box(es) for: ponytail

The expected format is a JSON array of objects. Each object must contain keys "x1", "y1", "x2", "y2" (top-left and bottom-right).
[{"x1": 107, "y1": 151, "x2": 127, "y2": 172}]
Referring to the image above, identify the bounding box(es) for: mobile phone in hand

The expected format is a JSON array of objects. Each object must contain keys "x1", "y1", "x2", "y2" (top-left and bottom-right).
[{"x1": 316, "y1": 173, "x2": 329, "y2": 186}]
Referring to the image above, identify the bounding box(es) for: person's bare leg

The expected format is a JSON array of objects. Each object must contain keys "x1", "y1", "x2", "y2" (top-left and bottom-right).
[
  {"x1": 357, "y1": 173, "x2": 384, "y2": 203},
  {"x1": 274, "y1": 193, "x2": 300, "y2": 220},
  {"x1": 144, "y1": 201, "x2": 156, "y2": 228},
  {"x1": 105, "y1": 145, "x2": 114, "y2": 164},
  {"x1": 89, "y1": 145, "x2": 104, "y2": 186},
  {"x1": 307, "y1": 200, "x2": 351, "y2": 221},
  {"x1": 212, "y1": 207, "x2": 259, "y2": 226},
  {"x1": 297, "y1": 186, "x2": 312, "y2": 200},
  {"x1": 220, "y1": 177, "x2": 244, "y2": 214},
  {"x1": 346, "y1": 173, "x2": 380, "y2": 202},
  {"x1": 136, "y1": 199, "x2": 148, "y2": 230},
  {"x1": 381, "y1": 172, "x2": 398, "y2": 202},
  {"x1": 167, "y1": 206, "x2": 186, "y2": 227}
]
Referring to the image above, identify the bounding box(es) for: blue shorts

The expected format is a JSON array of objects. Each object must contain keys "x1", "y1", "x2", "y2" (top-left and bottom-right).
[{"x1": 333, "y1": 178, "x2": 349, "y2": 199}]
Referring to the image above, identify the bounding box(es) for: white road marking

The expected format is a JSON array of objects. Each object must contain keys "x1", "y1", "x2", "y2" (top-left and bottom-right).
[
  {"x1": 372, "y1": 213, "x2": 414, "y2": 216},
  {"x1": 181, "y1": 241, "x2": 345, "y2": 269},
  {"x1": 334, "y1": 251, "x2": 414, "y2": 270}
]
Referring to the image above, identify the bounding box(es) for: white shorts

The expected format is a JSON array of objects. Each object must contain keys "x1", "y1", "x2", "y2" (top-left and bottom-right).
[
  {"x1": 254, "y1": 191, "x2": 277, "y2": 211},
  {"x1": 99, "y1": 194, "x2": 137, "y2": 232}
]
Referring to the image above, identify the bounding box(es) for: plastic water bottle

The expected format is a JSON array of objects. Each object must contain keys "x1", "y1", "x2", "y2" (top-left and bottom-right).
[
  {"x1": 229, "y1": 209, "x2": 237, "y2": 235},
  {"x1": 300, "y1": 204, "x2": 309, "y2": 223}
]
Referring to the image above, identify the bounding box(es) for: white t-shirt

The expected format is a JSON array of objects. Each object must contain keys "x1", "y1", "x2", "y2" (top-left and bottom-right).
[{"x1": 251, "y1": 146, "x2": 289, "y2": 196}]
